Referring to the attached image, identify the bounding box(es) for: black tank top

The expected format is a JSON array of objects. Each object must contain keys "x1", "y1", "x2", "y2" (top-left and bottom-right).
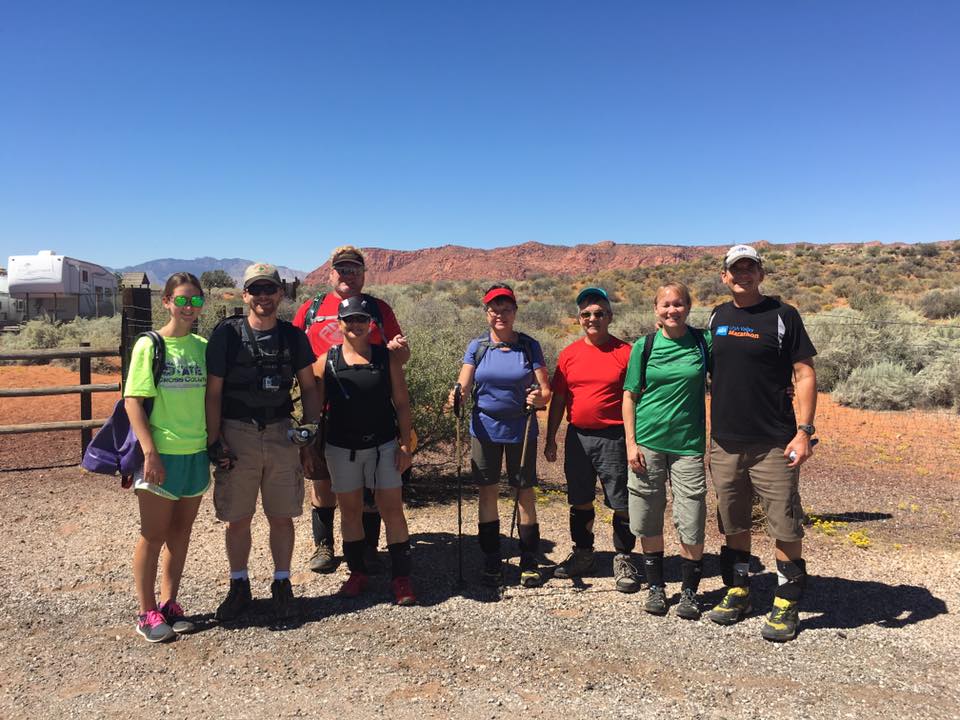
[{"x1": 324, "y1": 344, "x2": 396, "y2": 449}]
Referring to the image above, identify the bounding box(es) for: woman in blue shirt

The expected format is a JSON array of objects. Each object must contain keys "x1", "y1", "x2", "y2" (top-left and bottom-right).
[{"x1": 450, "y1": 284, "x2": 552, "y2": 587}]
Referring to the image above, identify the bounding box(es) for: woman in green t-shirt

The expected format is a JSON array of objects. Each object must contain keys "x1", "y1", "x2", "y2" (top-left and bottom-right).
[
  {"x1": 622, "y1": 282, "x2": 711, "y2": 621},
  {"x1": 124, "y1": 272, "x2": 209, "y2": 643}
]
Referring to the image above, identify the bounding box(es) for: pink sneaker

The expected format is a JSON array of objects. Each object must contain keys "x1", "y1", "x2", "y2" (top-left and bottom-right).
[
  {"x1": 159, "y1": 600, "x2": 196, "y2": 634},
  {"x1": 135, "y1": 609, "x2": 176, "y2": 643},
  {"x1": 391, "y1": 576, "x2": 417, "y2": 606},
  {"x1": 337, "y1": 572, "x2": 369, "y2": 598}
]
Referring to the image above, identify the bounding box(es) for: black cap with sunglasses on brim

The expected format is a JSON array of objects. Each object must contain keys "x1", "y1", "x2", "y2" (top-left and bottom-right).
[{"x1": 337, "y1": 295, "x2": 373, "y2": 320}]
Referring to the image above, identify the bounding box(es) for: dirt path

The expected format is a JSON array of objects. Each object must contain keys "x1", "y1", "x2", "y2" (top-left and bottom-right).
[{"x1": 0, "y1": 367, "x2": 958, "y2": 719}]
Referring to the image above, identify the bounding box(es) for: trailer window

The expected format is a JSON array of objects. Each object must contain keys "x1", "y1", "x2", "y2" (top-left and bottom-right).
[{"x1": 82, "y1": 270, "x2": 89, "y2": 282}]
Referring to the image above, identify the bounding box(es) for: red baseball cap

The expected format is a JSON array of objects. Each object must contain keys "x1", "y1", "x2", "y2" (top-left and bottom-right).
[{"x1": 482, "y1": 287, "x2": 517, "y2": 305}]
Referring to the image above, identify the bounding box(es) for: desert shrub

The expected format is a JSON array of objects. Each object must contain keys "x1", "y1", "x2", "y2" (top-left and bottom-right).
[
  {"x1": 833, "y1": 361, "x2": 918, "y2": 410},
  {"x1": 915, "y1": 349, "x2": 960, "y2": 411},
  {"x1": 806, "y1": 309, "x2": 881, "y2": 391},
  {"x1": 918, "y1": 288, "x2": 960, "y2": 320},
  {"x1": 520, "y1": 301, "x2": 561, "y2": 330},
  {"x1": 832, "y1": 276, "x2": 859, "y2": 299},
  {"x1": 4, "y1": 318, "x2": 64, "y2": 350}
]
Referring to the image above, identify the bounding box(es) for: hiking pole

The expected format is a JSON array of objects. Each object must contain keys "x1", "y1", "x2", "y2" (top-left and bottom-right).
[
  {"x1": 510, "y1": 384, "x2": 539, "y2": 541},
  {"x1": 453, "y1": 382, "x2": 464, "y2": 585}
]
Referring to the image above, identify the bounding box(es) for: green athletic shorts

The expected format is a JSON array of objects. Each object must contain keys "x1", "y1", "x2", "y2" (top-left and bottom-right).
[{"x1": 133, "y1": 451, "x2": 210, "y2": 501}]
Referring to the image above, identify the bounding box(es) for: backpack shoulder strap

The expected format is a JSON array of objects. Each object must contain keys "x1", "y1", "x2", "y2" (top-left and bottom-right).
[
  {"x1": 639, "y1": 332, "x2": 656, "y2": 392},
  {"x1": 471, "y1": 335, "x2": 493, "y2": 367},
  {"x1": 687, "y1": 326, "x2": 711, "y2": 378},
  {"x1": 304, "y1": 292, "x2": 327, "y2": 329},
  {"x1": 360, "y1": 294, "x2": 387, "y2": 344},
  {"x1": 135, "y1": 330, "x2": 166, "y2": 388},
  {"x1": 516, "y1": 332, "x2": 536, "y2": 367}
]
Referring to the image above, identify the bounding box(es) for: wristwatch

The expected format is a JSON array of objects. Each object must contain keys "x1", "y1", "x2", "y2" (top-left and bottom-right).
[{"x1": 797, "y1": 424, "x2": 816, "y2": 436}]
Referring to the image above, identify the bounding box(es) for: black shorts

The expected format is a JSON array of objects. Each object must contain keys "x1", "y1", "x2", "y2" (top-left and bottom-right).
[
  {"x1": 471, "y1": 437, "x2": 537, "y2": 489},
  {"x1": 564, "y1": 424, "x2": 628, "y2": 511}
]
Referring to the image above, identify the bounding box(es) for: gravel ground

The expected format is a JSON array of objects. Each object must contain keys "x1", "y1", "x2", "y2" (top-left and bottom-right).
[{"x1": 0, "y1": 450, "x2": 957, "y2": 720}]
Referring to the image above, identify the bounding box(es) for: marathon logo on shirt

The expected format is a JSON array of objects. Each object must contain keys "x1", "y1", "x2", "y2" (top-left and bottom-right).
[{"x1": 715, "y1": 325, "x2": 760, "y2": 340}]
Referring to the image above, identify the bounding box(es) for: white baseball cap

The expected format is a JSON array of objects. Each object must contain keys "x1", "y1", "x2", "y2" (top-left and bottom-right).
[{"x1": 723, "y1": 244, "x2": 762, "y2": 269}]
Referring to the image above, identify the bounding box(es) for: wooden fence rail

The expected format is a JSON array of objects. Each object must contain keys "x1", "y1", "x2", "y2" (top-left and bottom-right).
[{"x1": 0, "y1": 342, "x2": 122, "y2": 458}]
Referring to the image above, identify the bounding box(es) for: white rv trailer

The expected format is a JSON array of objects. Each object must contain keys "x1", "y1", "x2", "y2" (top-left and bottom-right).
[
  {"x1": 7, "y1": 251, "x2": 118, "y2": 321},
  {"x1": 0, "y1": 268, "x2": 26, "y2": 325}
]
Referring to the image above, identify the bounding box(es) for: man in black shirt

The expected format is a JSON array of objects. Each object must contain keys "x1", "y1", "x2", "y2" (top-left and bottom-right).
[
  {"x1": 206, "y1": 263, "x2": 322, "y2": 622},
  {"x1": 706, "y1": 245, "x2": 817, "y2": 642}
]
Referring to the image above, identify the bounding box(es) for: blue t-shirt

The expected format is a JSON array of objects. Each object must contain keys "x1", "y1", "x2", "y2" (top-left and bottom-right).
[{"x1": 464, "y1": 334, "x2": 545, "y2": 444}]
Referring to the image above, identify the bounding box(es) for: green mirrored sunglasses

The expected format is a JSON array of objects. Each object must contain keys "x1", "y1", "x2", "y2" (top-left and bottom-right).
[{"x1": 172, "y1": 295, "x2": 205, "y2": 308}]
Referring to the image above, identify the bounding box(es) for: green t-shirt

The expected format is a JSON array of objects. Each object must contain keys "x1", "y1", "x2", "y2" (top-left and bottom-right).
[
  {"x1": 623, "y1": 329, "x2": 712, "y2": 456},
  {"x1": 123, "y1": 333, "x2": 208, "y2": 455}
]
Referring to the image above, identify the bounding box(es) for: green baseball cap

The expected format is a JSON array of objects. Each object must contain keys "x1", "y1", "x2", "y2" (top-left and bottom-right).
[{"x1": 576, "y1": 286, "x2": 609, "y2": 305}]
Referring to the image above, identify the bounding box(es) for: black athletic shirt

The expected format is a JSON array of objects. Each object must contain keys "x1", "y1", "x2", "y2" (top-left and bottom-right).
[
  {"x1": 709, "y1": 297, "x2": 816, "y2": 444},
  {"x1": 324, "y1": 344, "x2": 396, "y2": 450}
]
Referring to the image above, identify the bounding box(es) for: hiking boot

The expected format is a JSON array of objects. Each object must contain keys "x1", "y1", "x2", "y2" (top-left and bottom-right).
[
  {"x1": 706, "y1": 586, "x2": 752, "y2": 626},
  {"x1": 136, "y1": 609, "x2": 176, "y2": 643},
  {"x1": 271, "y1": 578, "x2": 298, "y2": 621},
  {"x1": 553, "y1": 547, "x2": 595, "y2": 579},
  {"x1": 520, "y1": 565, "x2": 544, "y2": 588},
  {"x1": 215, "y1": 578, "x2": 252, "y2": 623},
  {"x1": 391, "y1": 576, "x2": 417, "y2": 606},
  {"x1": 158, "y1": 600, "x2": 195, "y2": 634},
  {"x1": 643, "y1": 585, "x2": 669, "y2": 615},
  {"x1": 761, "y1": 597, "x2": 800, "y2": 642},
  {"x1": 481, "y1": 553, "x2": 504, "y2": 586},
  {"x1": 309, "y1": 542, "x2": 337, "y2": 573},
  {"x1": 364, "y1": 545, "x2": 384, "y2": 575},
  {"x1": 337, "y1": 572, "x2": 369, "y2": 598},
  {"x1": 675, "y1": 588, "x2": 701, "y2": 620},
  {"x1": 613, "y1": 553, "x2": 642, "y2": 593}
]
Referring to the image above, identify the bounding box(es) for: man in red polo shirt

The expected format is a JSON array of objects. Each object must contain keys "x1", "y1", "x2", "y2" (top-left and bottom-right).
[
  {"x1": 293, "y1": 245, "x2": 409, "y2": 573},
  {"x1": 544, "y1": 287, "x2": 641, "y2": 592}
]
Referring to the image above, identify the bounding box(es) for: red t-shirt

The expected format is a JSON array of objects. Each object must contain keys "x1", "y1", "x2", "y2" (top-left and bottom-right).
[
  {"x1": 292, "y1": 292, "x2": 403, "y2": 357},
  {"x1": 551, "y1": 335, "x2": 632, "y2": 429}
]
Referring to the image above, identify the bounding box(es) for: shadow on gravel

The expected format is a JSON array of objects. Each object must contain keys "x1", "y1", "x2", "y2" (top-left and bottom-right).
[
  {"x1": 802, "y1": 575, "x2": 949, "y2": 631},
  {"x1": 806, "y1": 511, "x2": 894, "y2": 523},
  {"x1": 700, "y1": 570, "x2": 949, "y2": 633}
]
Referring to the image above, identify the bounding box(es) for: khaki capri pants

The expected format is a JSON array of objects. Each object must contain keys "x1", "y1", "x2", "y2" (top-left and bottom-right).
[{"x1": 627, "y1": 447, "x2": 707, "y2": 546}]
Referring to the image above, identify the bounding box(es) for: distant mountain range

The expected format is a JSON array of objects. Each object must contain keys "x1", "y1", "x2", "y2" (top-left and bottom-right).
[{"x1": 115, "y1": 257, "x2": 307, "y2": 286}]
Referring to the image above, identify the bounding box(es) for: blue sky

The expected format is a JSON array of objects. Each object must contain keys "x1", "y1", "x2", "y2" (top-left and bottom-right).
[{"x1": 1, "y1": 1, "x2": 957, "y2": 272}]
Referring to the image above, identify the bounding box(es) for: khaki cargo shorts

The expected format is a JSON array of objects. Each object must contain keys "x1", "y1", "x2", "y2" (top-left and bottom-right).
[
  {"x1": 708, "y1": 438, "x2": 804, "y2": 542},
  {"x1": 213, "y1": 418, "x2": 305, "y2": 522}
]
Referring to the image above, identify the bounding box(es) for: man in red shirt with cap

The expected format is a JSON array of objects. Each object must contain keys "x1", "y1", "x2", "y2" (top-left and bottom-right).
[
  {"x1": 544, "y1": 287, "x2": 641, "y2": 593},
  {"x1": 292, "y1": 245, "x2": 410, "y2": 574}
]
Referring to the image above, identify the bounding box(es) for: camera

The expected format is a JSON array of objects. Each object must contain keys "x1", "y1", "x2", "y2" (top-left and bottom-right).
[{"x1": 261, "y1": 374, "x2": 282, "y2": 392}]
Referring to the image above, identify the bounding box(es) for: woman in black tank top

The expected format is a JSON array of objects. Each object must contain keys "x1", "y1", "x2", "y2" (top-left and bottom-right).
[{"x1": 313, "y1": 296, "x2": 416, "y2": 606}]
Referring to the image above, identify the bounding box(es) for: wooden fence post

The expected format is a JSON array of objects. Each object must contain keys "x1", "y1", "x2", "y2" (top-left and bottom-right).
[
  {"x1": 121, "y1": 287, "x2": 152, "y2": 383},
  {"x1": 79, "y1": 341, "x2": 92, "y2": 457}
]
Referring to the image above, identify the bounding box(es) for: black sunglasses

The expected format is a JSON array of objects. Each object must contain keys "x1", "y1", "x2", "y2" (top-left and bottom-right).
[
  {"x1": 246, "y1": 283, "x2": 279, "y2": 296},
  {"x1": 579, "y1": 310, "x2": 608, "y2": 319}
]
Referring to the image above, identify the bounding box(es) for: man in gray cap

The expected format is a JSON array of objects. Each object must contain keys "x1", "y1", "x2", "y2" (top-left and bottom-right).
[
  {"x1": 706, "y1": 244, "x2": 818, "y2": 641},
  {"x1": 206, "y1": 262, "x2": 323, "y2": 622}
]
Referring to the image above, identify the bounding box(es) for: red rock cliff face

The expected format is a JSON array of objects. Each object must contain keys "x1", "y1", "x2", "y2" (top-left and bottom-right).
[{"x1": 304, "y1": 241, "x2": 730, "y2": 286}]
